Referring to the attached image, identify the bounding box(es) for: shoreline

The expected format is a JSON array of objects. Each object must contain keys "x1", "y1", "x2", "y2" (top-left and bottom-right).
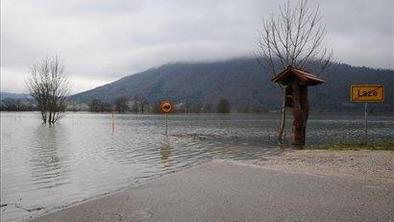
[
  {"x1": 29, "y1": 149, "x2": 394, "y2": 222},
  {"x1": 250, "y1": 149, "x2": 394, "y2": 184}
]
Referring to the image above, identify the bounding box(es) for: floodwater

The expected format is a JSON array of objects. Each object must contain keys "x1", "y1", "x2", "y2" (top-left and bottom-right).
[{"x1": 1, "y1": 112, "x2": 393, "y2": 221}]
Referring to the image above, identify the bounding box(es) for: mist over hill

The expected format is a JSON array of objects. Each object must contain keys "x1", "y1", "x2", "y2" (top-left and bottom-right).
[
  {"x1": 0, "y1": 92, "x2": 31, "y2": 100},
  {"x1": 69, "y1": 57, "x2": 393, "y2": 113}
]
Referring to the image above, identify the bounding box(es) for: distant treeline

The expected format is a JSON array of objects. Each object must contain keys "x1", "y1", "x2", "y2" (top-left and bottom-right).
[
  {"x1": 86, "y1": 96, "x2": 232, "y2": 114},
  {"x1": 0, "y1": 98, "x2": 37, "y2": 111},
  {"x1": 1, "y1": 95, "x2": 390, "y2": 115},
  {"x1": 1, "y1": 96, "x2": 232, "y2": 113}
]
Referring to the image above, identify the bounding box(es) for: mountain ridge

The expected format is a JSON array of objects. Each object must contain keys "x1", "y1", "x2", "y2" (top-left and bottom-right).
[{"x1": 70, "y1": 57, "x2": 393, "y2": 113}]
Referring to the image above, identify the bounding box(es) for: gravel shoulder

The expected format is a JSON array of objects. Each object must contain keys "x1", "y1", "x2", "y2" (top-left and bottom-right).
[{"x1": 244, "y1": 149, "x2": 394, "y2": 184}]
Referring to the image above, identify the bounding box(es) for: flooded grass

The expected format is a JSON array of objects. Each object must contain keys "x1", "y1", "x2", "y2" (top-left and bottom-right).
[{"x1": 306, "y1": 140, "x2": 394, "y2": 151}]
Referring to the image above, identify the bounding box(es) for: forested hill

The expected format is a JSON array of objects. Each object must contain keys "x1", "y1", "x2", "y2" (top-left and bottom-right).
[{"x1": 71, "y1": 58, "x2": 394, "y2": 113}]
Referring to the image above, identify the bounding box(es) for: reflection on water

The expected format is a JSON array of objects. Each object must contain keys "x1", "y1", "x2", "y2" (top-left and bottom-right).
[
  {"x1": 1, "y1": 112, "x2": 393, "y2": 221},
  {"x1": 160, "y1": 139, "x2": 172, "y2": 169},
  {"x1": 30, "y1": 125, "x2": 71, "y2": 190}
]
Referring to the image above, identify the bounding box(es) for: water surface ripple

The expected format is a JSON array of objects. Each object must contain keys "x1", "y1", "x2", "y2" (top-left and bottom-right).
[{"x1": 1, "y1": 112, "x2": 393, "y2": 221}]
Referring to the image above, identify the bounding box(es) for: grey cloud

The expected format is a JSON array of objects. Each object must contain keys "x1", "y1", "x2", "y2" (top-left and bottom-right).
[{"x1": 1, "y1": 0, "x2": 393, "y2": 94}]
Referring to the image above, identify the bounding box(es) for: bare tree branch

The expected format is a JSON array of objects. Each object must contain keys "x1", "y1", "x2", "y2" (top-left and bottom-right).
[
  {"x1": 258, "y1": 0, "x2": 332, "y2": 74},
  {"x1": 26, "y1": 56, "x2": 70, "y2": 124},
  {"x1": 257, "y1": 0, "x2": 333, "y2": 143}
]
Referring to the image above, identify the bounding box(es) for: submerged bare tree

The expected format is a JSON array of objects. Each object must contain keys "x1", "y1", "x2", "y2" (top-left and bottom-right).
[
  {"x1": 26, "y1": 56, "x2": 70, "y2": 124},
  {"x1": 257, "y1": 0, "x2": 332, "y2": 143}
]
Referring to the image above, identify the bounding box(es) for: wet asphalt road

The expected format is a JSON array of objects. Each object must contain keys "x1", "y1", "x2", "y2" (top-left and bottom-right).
[{"x1": 32, "y1": 161, "x2": 394, "y2": 222}]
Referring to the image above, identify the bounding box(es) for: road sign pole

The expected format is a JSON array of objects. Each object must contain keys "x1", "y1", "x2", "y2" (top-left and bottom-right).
[
  {"x1": 165, "y1": 113, "x2": 168, "y2": 136},
  {"x1": 364, "y1": 102, "x2": 368, "y2": 145},
  {"x1": 350, "y1": 85, "x2": 384, "y2": 145},
  {"x1": 160, "y1": 100, "x2": 173, "y2": 136},
  {"x1": 112, "y1": 111, "x2": 115, "y2": 134}
]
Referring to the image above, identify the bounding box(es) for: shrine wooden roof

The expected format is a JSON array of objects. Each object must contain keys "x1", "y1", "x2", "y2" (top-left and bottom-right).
[{"x1": 271, "y1": 66, "x2": 325, "y2": 86}]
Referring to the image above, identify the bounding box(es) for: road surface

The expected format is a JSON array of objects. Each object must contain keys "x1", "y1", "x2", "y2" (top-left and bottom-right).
[{"x1": 32, "y1": 160, "x2": 394, "y2": 222}]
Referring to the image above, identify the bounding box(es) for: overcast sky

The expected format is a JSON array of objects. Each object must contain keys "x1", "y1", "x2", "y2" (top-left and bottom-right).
[{"x1": 1, "y1": 0, "x2": 393, "y2": 94}]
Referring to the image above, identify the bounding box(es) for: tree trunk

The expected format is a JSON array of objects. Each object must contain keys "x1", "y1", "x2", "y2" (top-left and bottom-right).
[
  {"x1": 41, "y1": 111, "x2": 47, "y2": 124},
  {"x1": 52, "y1": 112, "x2": 57, "y2": 124},
  {"x1": 291, "y1": 81, "x2": 303, "y2": 145},
  {"x1": 300, "y1": 85, "x2": 309, "y2": 145},
  {"x1": 48, "y1": 111, "x2": 53, "y2": 124},
  {"x1": 291, "y1": 81, "x2": 309, "y2": 146},
  {"x1": 278, "y1": 87, "x2": 287, "y2": 143}
]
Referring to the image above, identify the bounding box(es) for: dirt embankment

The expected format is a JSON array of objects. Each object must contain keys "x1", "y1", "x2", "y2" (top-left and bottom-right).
[{"x1": 246, "y1": 150, "x2": 394, "y2": 184}]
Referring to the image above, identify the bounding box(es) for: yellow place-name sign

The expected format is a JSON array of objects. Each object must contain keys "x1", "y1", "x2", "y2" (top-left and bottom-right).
[{"x1": 351, "y1": 85, "x2": 384, "y2": 102}]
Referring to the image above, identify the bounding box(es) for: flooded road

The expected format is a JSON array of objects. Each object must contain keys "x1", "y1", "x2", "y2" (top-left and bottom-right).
[{"x1": 1, "y1": 112, "x2": 393, "y2": 221}]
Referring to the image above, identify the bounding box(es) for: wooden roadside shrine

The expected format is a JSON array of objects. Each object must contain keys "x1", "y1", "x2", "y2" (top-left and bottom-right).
[{"x1": 272, "y1": 66, "x2": 325, "y2": 146}]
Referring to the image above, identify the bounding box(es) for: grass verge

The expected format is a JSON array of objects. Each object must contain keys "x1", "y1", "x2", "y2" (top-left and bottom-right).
[{"x1": 305, "y1": 140, "x2": 394, "y2": 151}]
